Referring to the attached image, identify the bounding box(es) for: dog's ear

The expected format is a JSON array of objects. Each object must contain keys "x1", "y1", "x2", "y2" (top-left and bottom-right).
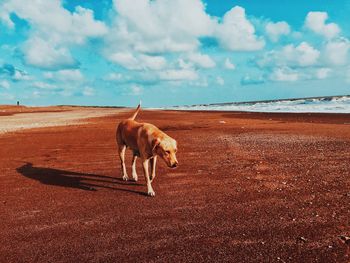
[{"x1": 152, "y1": 138, "x2": 161, "y2": 153}]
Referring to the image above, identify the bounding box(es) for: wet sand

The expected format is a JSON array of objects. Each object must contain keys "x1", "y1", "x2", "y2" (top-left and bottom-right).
[{"x1": 0, "y1": 107, "x2": 350, "y2": 262}]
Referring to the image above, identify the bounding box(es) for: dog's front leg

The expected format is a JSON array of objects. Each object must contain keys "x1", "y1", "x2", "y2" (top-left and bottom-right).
[
  {"x1": 150, "y1": 156, "x2": 157, "y2": 182},
  {"x1": 142, "y1": 159, "x2": 155, "y2": 196}
]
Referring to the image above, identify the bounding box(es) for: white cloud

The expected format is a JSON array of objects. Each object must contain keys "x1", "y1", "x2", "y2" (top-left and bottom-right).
[
  {"x1": 0, "y1": 80, "x2": 10, "y2": 89},
  {"x1": 1, "y1": 0, "x2": 108, "y2": 69},
  {"x1": 178, "y1": 59, "x2": 192, "y2": 70},
  {"x1": 283, "y1": 42, "x2": 320, "y2": 67},
  {"x1": 224, "y1": 58, "x2": 235, "y2": 70},
  {"x1": 23, "y1": 37, "x2": 77, "y2": 69},
  {"x1": 109, "y1": 52, "x2": 139, "y2": 70},
  {"x1": 269, "y1": 67, "x2": 298, "y2": 82},
  {"x1": 187, "y1": 52, "x2": 216, "y2": 68},
  {"x1": 258, "y1": 42, "x2": 320, "y2": 68},
  {"x1": 107, "y1": 0, "x2": 215, "y2": 56},
  {"x1": 0, "y1": 9, "x2": 14, "y2": 28},
  {"x1": 13, "y1": 69, "x2": 31, "y2": 81},
  {"x1": 105, "y1": 73, "x2": 124, "y2": 81},
  {"x1": 305, "y1": 12, "x2": 340, "y2": 39},
  {"x1": 215, "y1": 6, "x2": 265, "y2": 51},
  {"x1": 57, "y1": 69, "x2": 84, "y2": 81},
  {"x1": 32, "y1": 81, "x2": 57, "y2": 90},
  {"x1": 192, "y1": 77, "x2": 208, "y2": 87},
  {"x1": 323, "y1": 39, "x2": 350, "y2": 66},
  {"x1": 139, "y1": 55, "x2": 167, "y2": 70},
  {"x1": 0, "y1": 64, "x2": 31, "y2": 81},
  {"x1": 316, "y1": 68, "x2": 331, "y2": 79},
  {"x1": 158, "y1": 69, "x2": 198, "y2": 81},
  {"x1": 240, "y1": 75, "x2": 265, "y2": 85},
  {"x1": 108, "y1": 52, "x2": 167, "y2": 70},
  {"x1": 129, "y1": 85, "x2": 143, "y2": 95},
  {"x1": 106, "y1": 2, "x2": 264, "y2": 71},
  {"x1": 82, "y1": 86, "x2": 94, "y2": 96},
  {"x1": 216, "y1": 76, "x2": 224, "y2": 86},
  {"x1": 265, "y1": 21, "x2": 290, "y2": 42},
  {"x1": 44, "y1": 69, "x2": 84, "y2": 82}
]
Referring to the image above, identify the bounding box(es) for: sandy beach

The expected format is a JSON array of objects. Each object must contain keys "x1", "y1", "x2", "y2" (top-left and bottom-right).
[
  {"x1": 0, "y1": 106, "x2": 126, "y2": 134},
  {"x1": 1, "y1": 107, "x2": 350, "y2": 262}
]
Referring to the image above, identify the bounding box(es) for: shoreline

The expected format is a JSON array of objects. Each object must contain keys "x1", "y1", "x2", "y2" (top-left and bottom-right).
[{"x1": 1, "y1": 106, "x2": 349, "y2": 135}]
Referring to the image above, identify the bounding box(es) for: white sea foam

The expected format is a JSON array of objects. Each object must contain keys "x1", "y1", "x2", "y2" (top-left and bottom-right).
[{"x1": 170, "y1": 96, "x2": 350, "y2": 113}]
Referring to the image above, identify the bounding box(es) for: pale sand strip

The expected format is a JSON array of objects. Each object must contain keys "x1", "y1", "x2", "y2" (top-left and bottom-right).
[{"x1": 0, "y1": 108, "x2": 127, "y2": 135}]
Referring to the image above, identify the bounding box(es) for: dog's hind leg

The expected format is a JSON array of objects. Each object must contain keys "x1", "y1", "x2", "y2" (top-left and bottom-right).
[
  {"x1": 131, "y1": 153, "x2": 138, "y2": 182},
  {"x1": 118, "y1": 145, "x2": 129, "y2": 181},
  {"x1": 150, "y1": 156, "x2": 157, "y2": 182}
]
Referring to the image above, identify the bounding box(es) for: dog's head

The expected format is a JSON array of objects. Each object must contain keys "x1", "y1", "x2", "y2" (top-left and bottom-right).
[{"x1": 152, "y1": 136, "x2": 178, "y2": 168}]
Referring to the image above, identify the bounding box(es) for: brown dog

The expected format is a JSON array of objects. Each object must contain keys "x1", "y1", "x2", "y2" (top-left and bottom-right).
[{"x1": 116, "y1": 103, "x2": 178, "y2": 196}]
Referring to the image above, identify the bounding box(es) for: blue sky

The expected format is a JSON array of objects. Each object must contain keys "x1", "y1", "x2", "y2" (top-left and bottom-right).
[{"x1": 0, "y1": 0, "x2": 349, "y2": 107}]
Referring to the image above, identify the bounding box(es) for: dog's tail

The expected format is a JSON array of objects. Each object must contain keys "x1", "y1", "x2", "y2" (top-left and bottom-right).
[{"x1": 129, "y1": 101, "x2": 141, "y2": 120}]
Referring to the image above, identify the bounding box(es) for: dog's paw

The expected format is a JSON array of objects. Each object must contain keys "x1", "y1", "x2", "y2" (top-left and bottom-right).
[
  {"x1": 122, "y1": 175, "x2": 129, "y2": 181},
  {"x1": 147, "y1": 191, "x2": 155, "y2": 197},
  {"x1": 132, "y1": 174, "x2": 138, "y2": 182},
  {"x1": 132, "y1": 177, "x2": 138, "y2": 182}
]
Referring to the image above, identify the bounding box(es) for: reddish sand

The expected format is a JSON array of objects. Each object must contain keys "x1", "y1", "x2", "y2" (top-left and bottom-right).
[{"x1": 0, "y1": 107, "x2": 350, "y2": 262}]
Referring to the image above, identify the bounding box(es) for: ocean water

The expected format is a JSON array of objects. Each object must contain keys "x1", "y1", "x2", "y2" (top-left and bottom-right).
[{"x1": 170, "y1": 96, "x2": 350, "y2": 113}]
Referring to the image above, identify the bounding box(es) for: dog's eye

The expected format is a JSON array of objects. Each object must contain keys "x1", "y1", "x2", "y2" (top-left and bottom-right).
[{"x1": 166, "y1": 150, "x2": 170, "y2": 154}]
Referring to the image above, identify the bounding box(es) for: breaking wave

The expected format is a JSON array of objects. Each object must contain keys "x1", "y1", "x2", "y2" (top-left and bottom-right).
[{"x1": 170, "y1": 96, "x2": 350, "y2": 113}]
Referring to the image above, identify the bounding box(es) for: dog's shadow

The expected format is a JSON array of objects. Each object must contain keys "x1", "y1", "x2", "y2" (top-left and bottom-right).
[{"x1": 16, "y1": 162, "x2": 146, "y2": 196}]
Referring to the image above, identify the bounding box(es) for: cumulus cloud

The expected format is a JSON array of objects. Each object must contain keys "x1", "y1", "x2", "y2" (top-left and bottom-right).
[
  {"x1": 240, "y1": 75, "x2": 265, "y2": 85},
  {"x1": 215, "y1": 6, "x2": 265, "y2": 51},
  {"x1": 192, "y1": 77, "x2": 208, "y2": 87},
  {"x1": 82, "y1": 86, "x2": 95, "y2": 96},
  {"x1": 129, "y1": 85, "x2": 143, "y2": 95},
  {"x1": 158, "y1": 69, "x2": 198, "y2": 81},
  {"x1": 265, "y1": 21, "x2": 291, "y2": 42},
  {"x1": 32, "y1": 81, "x2": 57, "y2": 90},
  {"x1": 1, "y1": 0, "x2": 108, "y2": 69},
  {"x1": 0, "y1": 63, "x2": 31, "y2": 81},
  {"x1": 109, "y1": 52, "x2": 167, "y2": 70},
  {"x1": 23, "y1": 37, "x2": 78, "y2": 70},
  {"x1": 305, "y1": 12, "x2": 340, "y2": 39},
  {"x1": 0, "y1": 80, "x2": 10, "y2": 89},
  {"x1": 216, "y1": 76, "x2": 224, "y2": 86},
  {"x1": 106, "y1": 0, "x2": 215, "y2": 56},
  {"x1": 0, "y1": 9, "x2": 14, "y2": 28},
  {"x1": 315, "y1": 68, "x2": 331, "y2": 79},
  {"x1": 269, "y1": 67, "x2": 299, "y2": 82},
  {"x1": 257, "y1": 42, "x2": 320, "y2": 68},
  {"x1": 44, "y1": 69, "x2": 84, "y2": 82},
  {"x1": 224, "y1": 58, "x2": 235, "y2": 70},
  {"x1": 106, "y1": 2, "x2": 264, "y2": 72},
  {"x1": 104, "y1": 73, "x2": 124, "y2": 81},
  {"x1": 282, "y1": 42, "x2": 320, "y2": 67},
  {"x1": 187, "y1": 53, "x2": 216, "y2": 68},
  {"x1": 323, "y1": 38, "x2": 350, "y2": 66}
]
